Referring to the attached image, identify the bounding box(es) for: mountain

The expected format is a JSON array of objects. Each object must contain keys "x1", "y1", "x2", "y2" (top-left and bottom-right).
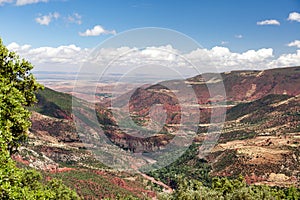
[
  {"x1": 98, "y1": 66, "x2": 300, "y2": 155},
  {"x1": 100, "y1": 66, "x2": 300, "y2": 187},
  {"x1": 14, "y1": 66, "x2": 300, "y2": 198},
  {"x1": 127, "y1": 66, "x2": 300, "y2": 125}
]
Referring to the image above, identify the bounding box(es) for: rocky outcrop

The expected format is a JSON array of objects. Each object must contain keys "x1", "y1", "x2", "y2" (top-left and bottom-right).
[{"x1": 104, "y1": 127, "x2": 173, "y2": 153}]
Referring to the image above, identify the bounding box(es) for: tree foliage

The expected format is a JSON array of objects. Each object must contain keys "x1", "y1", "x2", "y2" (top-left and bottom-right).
[
  {"x1": 159, "y1": 176, "x2": 300, "y2": 200},
  {"x1": 0, "y1": 39, "x2": 80, "y2": 199},
  {"x1": 0, "y1": 38, "x2": 42, "y2": 154},
  {"x1": 148, "y1": 143, "x2": 212, "y2": 189}
]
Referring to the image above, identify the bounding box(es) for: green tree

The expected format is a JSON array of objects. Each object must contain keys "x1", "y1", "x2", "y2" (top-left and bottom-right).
[
  {"x1": 0, "y1": 39, "x2": 80, "y2": 199},
  {"x1": 0, "y1": 38, "x2": 42, "y2": 154},
  {"x1": 160, "y1": 175, "x2": 300, "y2": 200}
]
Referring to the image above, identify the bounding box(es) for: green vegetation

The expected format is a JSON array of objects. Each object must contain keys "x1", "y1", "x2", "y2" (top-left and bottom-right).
[
  {"x1": 160, "y1": 176, "x2": 300, "y2": 200},
  {"x1": 226, "y1": 94, "x2": 291, "y2": 123},
  {"x1": 219, "y1": 130, "x2": 257, "y2": 143},
  {"x1": 0, "y1": 160, "x2": 79, "y2": 199},
  {"x1": 149, "y1": 142, "x2": 300, "y2": 199},
  {"x1": 29, "y1": 86, "x2": 87, "y2": 119},
  {"x1": 0, "y1": 38, "x2": 80, "y2": 199},
  {"x1": 29, "y1": 87, "x2": 72, "y2": 118},
  {"x1": 49, "y1": 170, "x2": 149, "y2": 199},
  {"x1": 148, "y1": 143, "x2": 212, "y2": 189},
  {"x1": 37, "y1": 87, "x2": 72, "y2": 113},
  {"x1": 0, "y1": 39, "x2": 42, "y2": 154},
  {"x1": 212, "y1": 149, "x2": 238, "y2": 173}
]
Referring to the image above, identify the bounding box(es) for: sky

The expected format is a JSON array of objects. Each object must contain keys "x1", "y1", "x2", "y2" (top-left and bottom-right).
[{"x1": 0, "y1": 0, "x2": 300, "y2": 75}]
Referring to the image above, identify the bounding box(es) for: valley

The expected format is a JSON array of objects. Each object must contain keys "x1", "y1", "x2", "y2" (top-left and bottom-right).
[{"x1": 12, "y1": 66, "x2": 300, "y2": 199}]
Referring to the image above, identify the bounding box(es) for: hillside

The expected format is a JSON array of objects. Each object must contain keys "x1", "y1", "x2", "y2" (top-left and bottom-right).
[
  {"x1": 127, "y1": 66, "x2": 300, "y2": 125},
  {"x1": 23, "y1": 88, "x2": 160, "y2": 199},
  {"x1": 15, "y1": 66, "x2": 300, "y2": 199},
  {"x1": 29, "y1": 87, "x2": 73, "y2": 119},
  {"x1": 209, "y1": 94, "x2": 300, "y2": 186}
]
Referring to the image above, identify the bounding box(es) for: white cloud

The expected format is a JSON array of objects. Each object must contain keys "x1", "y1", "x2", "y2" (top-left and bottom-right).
[
  {"x1": 257, "y1": 19, "x2": 280, "y2": 26},
  {"x1": 7, "y1": 42, "x2": 300, "y2": 73},
  {"x1": 288, "y1": 12, "x2": 300, "y2": 22},
  {"x1": 79, "y1": 25, "x2": 116, "y2": 36},
  {"x1": 7, "y1": 42, "x2": 31, "y2": 51},
  {"x1": 269, "y1": 50, "x2": 300, "y2": 67},
  {"x1": 67, "y1": 13, "x2": 82, "y2": 25},
  {"x1": 16, "y1": 0, "x2": 48, "y2": 6},
  {"x1": 35, "y1": 15, "x2": 51, "y2": 25},
  {"x1": 35, "y1": 12, "x2": 59, "y2": 25},
  {"x1": 185, "y1": 47, "x2": 275, "y2": 71},
  {"x1": 0, "y1": 0, "x2": 13, "y2": 6},
  {"x1": 7, "y1": 42, "x2": 90, "y2": 71},
  {"x1": 287, "y1": 40, "x2": 300, "y2": 48},
  {"x1": 35, "y1": 12, "x2": 82, "y2": 26},
  {"x1": 235, "y1": 34, "x2": 243, "y2": 39}
]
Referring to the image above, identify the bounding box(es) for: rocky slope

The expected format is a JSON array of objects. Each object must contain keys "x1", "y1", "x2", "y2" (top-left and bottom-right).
[
  {"x1": 15, "y1": 66, "x2": 300, "y2": 198},
  {"x1": 207, "y1": 94, "x2": 300, "y2": 187}
]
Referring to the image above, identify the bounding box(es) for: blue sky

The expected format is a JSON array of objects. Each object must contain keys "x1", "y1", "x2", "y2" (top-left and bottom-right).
[{"x1": 0, "y1": 0, "x2": 300, "y2": 73}]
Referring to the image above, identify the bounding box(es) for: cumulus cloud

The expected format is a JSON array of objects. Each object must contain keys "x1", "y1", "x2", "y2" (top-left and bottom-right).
[
  {"x1": 7, "y1": 42, "x2": 31, "y2": 51},
  {"x1": 16, "y1": 0, "x2": 48, "y2": 6},
  {"x1": 257, "y1": 19, "x2": 280, "y2": 26},
  {"x1": 66, "y1": 13, "x2": 82, "y2": 25},
  {"x1": 235, "y1": 34, "x2": 243, "y2": 39},
  {"x1": 35, "y1": 12, "x2": 59, "y2": 25},
  {"x1": 79, "y1": 25, "x2": 116, "y2": 36},
  {"x1": 7, "y1": 42, "x2": 300, "y2": 74},
  {"x1": 287, "y1": 40, "x2": 300, "y2": 48},
  {"x1": 269, "y1": 50, "x2": 300, "y2": 67},
  {"x1": 288, "y1": 12, "x2": 300, "y2": 22},
  {"x1": 7, "y1": 42, "x2": 90, "y2": 72},
  {"x1": 184, "y1": 47, "x2": 275, "y2": 71}
]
